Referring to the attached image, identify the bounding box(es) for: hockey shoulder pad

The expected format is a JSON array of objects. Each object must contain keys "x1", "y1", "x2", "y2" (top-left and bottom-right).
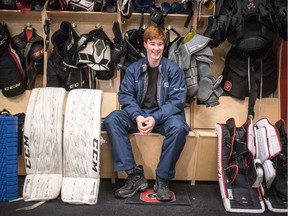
[
  {"x1": 47, "y1": 51, "x2": 89, "y2": 91},
  {"x1": 0, "y1": 23, "x2": 26, "y2": 97},
  {"x1": 28, "y1": 38, "x2": 44, "y2": 73},
  {"x1": 13, "y1": 27, "x2": 44, "y2": 90},
  {"x1": 62, "y1": 89, "x2": 103, "y2": 205},
  {"x1": 51, "y1": 21, "x2": 79, "y2": 64},
  {"x1": 47, "y1": 21, "x2": 89, "y2": 90},
  {"x1": 77, "y1": 27, "x2": 114, "y2": 80}
]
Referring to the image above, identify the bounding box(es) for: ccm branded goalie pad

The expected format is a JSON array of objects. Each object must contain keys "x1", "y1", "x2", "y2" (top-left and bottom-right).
[
  {"x1": 254, "y1": 118, "x2": 287, "y2": 213},
  {"x1": 23, "y1": 87, "x2": 65, "y2": 201},
  {"x1": 215, "y1": 118, "x2": 265, "y2": 213},
  {"x1": 61, "y1": 89, "x2": 103, "y2": 205}
]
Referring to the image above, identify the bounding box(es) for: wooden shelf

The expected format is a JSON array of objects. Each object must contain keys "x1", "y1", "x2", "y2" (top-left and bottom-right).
[
  {"x1": 45, "y1": 11, "x2": 118, "y2": 22},
  {"x1": 0, "y1": 10, "x2": 42, "y2": 20}
]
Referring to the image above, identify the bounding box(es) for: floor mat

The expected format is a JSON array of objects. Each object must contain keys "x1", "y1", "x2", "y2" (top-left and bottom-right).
[{"x1": 125, "y1": 182, "x2": 192, "y2": 206}]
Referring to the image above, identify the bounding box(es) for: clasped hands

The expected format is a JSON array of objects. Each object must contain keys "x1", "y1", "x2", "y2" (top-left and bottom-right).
[{"x1": 136, "y1": 116, "x2": 156, "y2": 135}]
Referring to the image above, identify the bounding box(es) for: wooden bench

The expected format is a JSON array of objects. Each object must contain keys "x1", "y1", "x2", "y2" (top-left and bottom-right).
[{"x1": 1, "y1": 91, "x2": 198, "y2": 185}]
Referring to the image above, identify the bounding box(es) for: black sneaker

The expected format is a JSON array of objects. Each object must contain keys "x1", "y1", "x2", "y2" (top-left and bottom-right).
[
  {"x1": 153, "y1": 175, "x2": 172, "y2": 201},
  {"x1": 115, "y1": 165, "x2": 148, "y2": 198}
]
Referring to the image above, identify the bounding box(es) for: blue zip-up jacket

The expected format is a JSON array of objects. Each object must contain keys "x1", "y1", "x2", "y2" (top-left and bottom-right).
[{"x1": 118, "y1": 57, "x2": 187, "y2": 125}]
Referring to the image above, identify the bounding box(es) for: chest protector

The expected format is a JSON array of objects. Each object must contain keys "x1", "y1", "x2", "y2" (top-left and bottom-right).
[
  {"x1": 77, "y1": 27, "x2": 114, "y2": 80},
  {"x1": 205, "y1": 0, "x2": 287, "y2": 49},
  {"x1": 0, "y1": 23, "x2": 26, "y2": 97},
  {"x1": 13, "y1": 27, "x2": 44, "y2": 89},
  {"x1": 204, "y1": 0, "x2": 284, "y2": 118},
  {"x1": 169, "y1": 34, "x2": 223, "y2": 107},
  {"x1": 227, "y1": 0, "x2": 274, "y2": 51}
]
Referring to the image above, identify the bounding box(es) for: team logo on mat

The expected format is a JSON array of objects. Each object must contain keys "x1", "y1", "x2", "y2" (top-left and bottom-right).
[{"x1": 140, "y1": 189, "x2": 176, "y2": 203}]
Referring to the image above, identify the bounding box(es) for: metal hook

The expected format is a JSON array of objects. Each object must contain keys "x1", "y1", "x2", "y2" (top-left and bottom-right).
[
  {"x1": 95, "y1": 23, "x2": 102, "y2": 29},
  {"x1": 26, "y1": 22, "x2": 32, "y2": 29}
]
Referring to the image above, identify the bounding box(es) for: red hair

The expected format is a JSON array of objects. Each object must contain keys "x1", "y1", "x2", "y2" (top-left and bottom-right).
[{"x1": 143, "y1": 25, "x2": 165, "y2": 43}]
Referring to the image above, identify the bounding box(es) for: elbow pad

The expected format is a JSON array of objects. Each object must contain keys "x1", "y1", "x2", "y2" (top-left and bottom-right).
[{"x1": 197, "y1": 60, "x2": 223, "y2": 107}]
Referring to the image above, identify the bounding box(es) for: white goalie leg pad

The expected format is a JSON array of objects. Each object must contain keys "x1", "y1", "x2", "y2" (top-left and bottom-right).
[
  {"x1": 61, "y1": 177, "x2": 100, "y2": 204},
  {"x1": 215, "y1": 120, "x2": 265, "y2": 213},
  {"x1": 61, "y1": 89, "x2": 103, "y2": 205},
  {"x1": 23, "y1": 87, "x2": 65, "y2": 201},
  {"x1": 23, "y1": 174, "x2": 62, "y2": 201},
  {"x1": 250, "y1": 158, "x2": 264, "y2": 188},
  {"x1": 255, "y1": 127, "x2": 270, "y2": 163},
  {"x1": 255, "y1": 118, "x2": 282, "y2": 160},
  {"x1": 246, "y1": 120, "x2": 264, "y2": 188},
  {"x1": 262, "y1": 160, "x2": 276, "y2": 189}
]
